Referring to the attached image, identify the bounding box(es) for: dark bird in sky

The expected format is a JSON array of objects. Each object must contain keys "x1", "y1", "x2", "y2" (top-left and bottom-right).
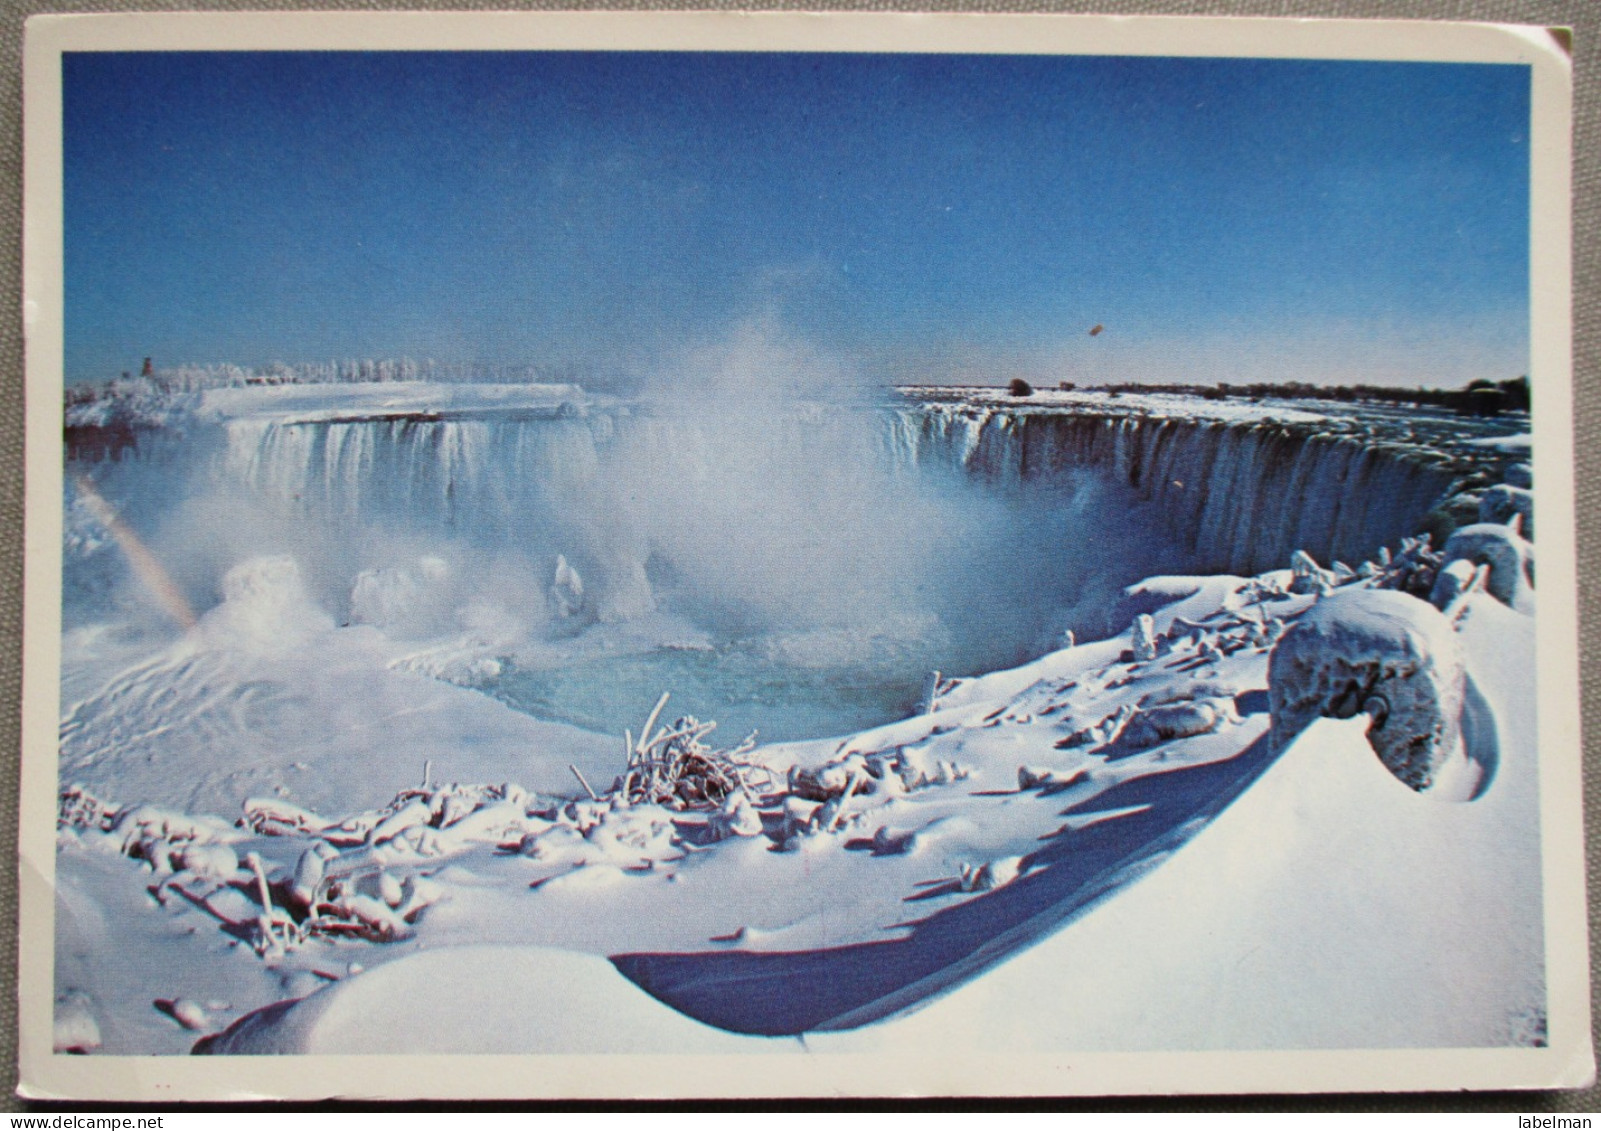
[{"x1": 1089, "y1": 324, "x2": 1104, "y2": 337}]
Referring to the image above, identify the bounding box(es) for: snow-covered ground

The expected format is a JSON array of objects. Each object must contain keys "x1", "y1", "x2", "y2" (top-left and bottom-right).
[
  {"x1": 39, "y1": 382, "x2": 1563, "y2": 1094},
  {"x1": 900, "y1": 384, "x2": 1340, "y2": 426},
  {"x1": 193, "y1": 381, "x2": 594, "y2": 425},
  {"x1": 66, "y1": 380, "x2": 595, "y2": 430}
]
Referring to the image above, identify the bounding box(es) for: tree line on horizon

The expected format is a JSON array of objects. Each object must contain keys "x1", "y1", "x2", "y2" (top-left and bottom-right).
[
  {"x1": 1009, "y1": 375, "x2": 1531, "y2": 416},
  {"x1": 63, "y1": 357, "x2": 616, "y2": 408}
]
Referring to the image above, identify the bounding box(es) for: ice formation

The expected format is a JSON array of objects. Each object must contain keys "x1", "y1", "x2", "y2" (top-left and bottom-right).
[
  {"x1": 547, "y1": 555, "x2": 585, "y2": 620},
  {"x1": 1479, "y1": 484, "x2": 1535, "y2": 538},
  {"x1": 1267, "y1": 589, "x2": 1466, "y2": 792},
  {"x1": 1434, "y1": 523, "x2": 1535, "y2": 610}
]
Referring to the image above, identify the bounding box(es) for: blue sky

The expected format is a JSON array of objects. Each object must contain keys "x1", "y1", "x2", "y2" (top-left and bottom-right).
[{"x1": 63, "y1": 51, "x2": 1530, "y2": 387}]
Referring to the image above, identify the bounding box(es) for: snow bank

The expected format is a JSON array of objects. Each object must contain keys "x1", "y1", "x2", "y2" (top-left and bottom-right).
[
  {"x1": 195, "y1": 381, "x2": 590, "y2": 424},
  {"x1": 813, "y1": 594, "x2": 1542, "y2": 1053},
  {"x1": 194, "y1": 947, "x2": 771, "y2": 1055},
  {"x1": 172, "y1": 586, "x2": 1540, "y2": 1058},
  {"x1": 58, "y1": 555, "x2": 618, "y2": 815}
]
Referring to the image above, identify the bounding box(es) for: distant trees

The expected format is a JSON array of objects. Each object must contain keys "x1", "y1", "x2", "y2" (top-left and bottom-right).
[
  {"x1": 68, "y1": 357, "x2": 610, "y2": 403},
  {"x1": 1493, "y1": 376, "x2": 1531, "y2": 412},
  {"x1": 1083, "y1": 376, "x2": 1532, "y2": 416},
  {"x1": 1008, "y1": 378, "x2": 1035, "y2": 397},
  {"x1": 1462, "y1": 379, "x2": 1507, "y2": 417}
]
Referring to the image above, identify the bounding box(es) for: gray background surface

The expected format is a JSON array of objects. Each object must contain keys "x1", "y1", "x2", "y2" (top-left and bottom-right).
[{"x1": 0, "y1": 0, "x2": 1595, "y2": 1110}]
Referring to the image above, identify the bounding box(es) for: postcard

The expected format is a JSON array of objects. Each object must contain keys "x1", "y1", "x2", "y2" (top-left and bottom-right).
[{"x1": 18, "y1": 11, "x2": 1591, "y2": 1100}]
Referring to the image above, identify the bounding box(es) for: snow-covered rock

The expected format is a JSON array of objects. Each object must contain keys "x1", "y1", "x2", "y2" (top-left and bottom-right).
[
  {"x1": 1268, "y1": 589, "x2": 1466, "y2": 793},
  {"x1": 1288, "y1": 550, "x2": 1334, "y2": 596},
  {"x1": 1130, "y1": 614, "x2": 1158, "y2": 661},
  {"x1": 1429, "y1": 558, "x2": 1482, "y2": 612},
  {"x1": 1434, "y1": 523, "x2": 1534, "y2": 610},
  {"x1": 1115, "y1": 699, "x2": 1235, "y2": 751},
  {"x1": 1479, "y1": 484, "x2": 1535, "y2": 540}
]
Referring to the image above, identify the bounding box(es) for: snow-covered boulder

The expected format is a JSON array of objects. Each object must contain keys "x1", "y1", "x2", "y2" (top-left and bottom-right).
[
  {"x1": 1421, "y1": 491, "x2": 1482, "y2": 544},
  {"x1": 1268, "y1": 590, "x2": 1466, "y2": 793},
  {"x1": 1479, "y1": 484, "x2": 1535, "y2": 540},
  {"x1": 1504, "y1": 462, "x2": 1533, "y2": 489},
  {"x1": 1429, "y1": 558, "x2": 1481, "y2": 612},
  {"x1": 1131, "y1": 614, "x2": 1158, "y2": 662},
  {"x1": 1288, "y1": 550, "x2": 1334, "y2": 596},
  {"x1": 1433, "y1": 523, "x2": 1534, "y2": 610},
  {"x1": 1116, "y1": 699, "x2": 1235, "y2": 751}
]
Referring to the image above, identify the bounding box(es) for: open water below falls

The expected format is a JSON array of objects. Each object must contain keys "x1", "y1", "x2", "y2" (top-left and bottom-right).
[{"x1": 493, "y1": 641, "x2": 929, "y2": 746}]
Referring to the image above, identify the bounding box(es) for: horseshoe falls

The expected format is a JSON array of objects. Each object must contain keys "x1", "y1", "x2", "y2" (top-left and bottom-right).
[{"x1": 65, "y1": 383, "x2": 1490, "y2": 748}]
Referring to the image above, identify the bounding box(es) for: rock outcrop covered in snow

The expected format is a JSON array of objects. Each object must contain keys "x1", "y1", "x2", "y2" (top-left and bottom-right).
[
  {"x1": 1480, "y1": 483, "x2": 1535, "y2": 538},
  {"x1": 1434, "y1": 524, "x2": 1535, "y2": 611},
  {"x1": 1268, "y1": 589, "x2": 1465, "y2": 792}
]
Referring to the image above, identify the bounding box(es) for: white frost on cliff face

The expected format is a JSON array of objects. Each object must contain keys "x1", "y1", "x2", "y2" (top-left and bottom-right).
[{"x1": 1267, "y1": 589, "x2": 1465, "y2": 793}]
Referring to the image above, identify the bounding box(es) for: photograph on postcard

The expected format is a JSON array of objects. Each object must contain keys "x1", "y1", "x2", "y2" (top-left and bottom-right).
[{"x1": 21, "y1": 12, "x2": 1589, "y2": 1097}]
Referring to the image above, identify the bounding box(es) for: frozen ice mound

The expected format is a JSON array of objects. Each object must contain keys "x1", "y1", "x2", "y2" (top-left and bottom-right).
[
  {"x1": 1479, "y1": 484, "x2": 1534, "y2": 539},
  {"x1": 1268, "y1": 589, "x2": 1465, "y2": 793},
  {"x1": 349, "y1": 556, "x2": 453, "y2": 636},
  {"x1": 1433, "y1": 523, "x2": 1535, "y2": 611},
  {"x1": 197, "y1": 555, "x2": 334, "y2": 653}
]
